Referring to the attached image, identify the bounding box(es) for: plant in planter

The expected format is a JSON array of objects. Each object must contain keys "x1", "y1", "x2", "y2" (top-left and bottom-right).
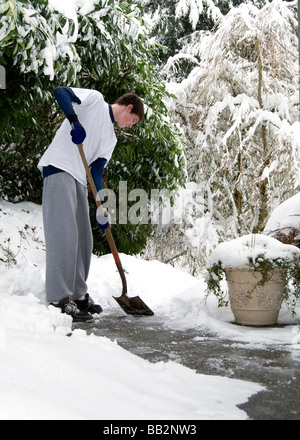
[{"x1": 206, "y1": 234, "x2": 300, "y2": 326}]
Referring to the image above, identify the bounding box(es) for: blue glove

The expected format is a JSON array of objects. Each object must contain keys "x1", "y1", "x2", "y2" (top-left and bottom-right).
[
  {"x1": 95, "y1": 208, "x2": 110, "y2": 230},
  {"x1": 70, "y1": 121, "x2": 86, "y2": 144}
]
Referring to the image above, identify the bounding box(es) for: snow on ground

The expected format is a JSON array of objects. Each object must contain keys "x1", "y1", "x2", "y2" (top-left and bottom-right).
[{"x1": 0, "y1": 200, "x2": 299, "y2": 420}]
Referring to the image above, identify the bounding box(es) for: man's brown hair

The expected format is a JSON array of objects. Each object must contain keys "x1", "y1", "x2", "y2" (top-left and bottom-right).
[{"x1": 114, "y1": 93, "x2": 144, "y2": 121}]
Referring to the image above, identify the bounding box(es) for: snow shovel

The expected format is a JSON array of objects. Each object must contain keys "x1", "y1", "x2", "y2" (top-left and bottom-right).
[{"x1": 77, "y1": 143, "x2": 154, "y2": 316}]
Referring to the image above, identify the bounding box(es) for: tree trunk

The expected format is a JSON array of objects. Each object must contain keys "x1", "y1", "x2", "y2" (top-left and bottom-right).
[{"x1": 253, "y1": 37, "x2": 270, "y2": 233}]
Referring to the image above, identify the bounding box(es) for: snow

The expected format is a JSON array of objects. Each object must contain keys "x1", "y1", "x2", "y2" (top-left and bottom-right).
[
  {"x1": 209, "y1": 233, "x2": 300, "y2": 268},
  {"x1": 1, "y1": 200, "x2": 299, "y2": 420},
  {"x1": 264, "y1": 192, "x2": 300, "y2": 238},
  {"x1": 175, "y1": 0, "x2": 222, "y2": 30}
]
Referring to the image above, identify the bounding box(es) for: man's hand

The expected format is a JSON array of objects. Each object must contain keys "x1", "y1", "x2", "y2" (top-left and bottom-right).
[
  {"x1": 70, "y1": 121, "x2": 86, "y2": 144},
  {"x1": 95, "y1": 208, "x2": 111, "y2": 230}
]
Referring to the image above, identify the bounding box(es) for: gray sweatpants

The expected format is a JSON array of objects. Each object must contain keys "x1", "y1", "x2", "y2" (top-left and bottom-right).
[{"x1": 42, "y1": 172, "x2": 93, "y2": 303}]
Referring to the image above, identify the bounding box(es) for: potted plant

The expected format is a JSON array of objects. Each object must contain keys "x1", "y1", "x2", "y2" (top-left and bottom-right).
[{"x1": 206, "y1": 234, "x2": 300, "y2": 326}]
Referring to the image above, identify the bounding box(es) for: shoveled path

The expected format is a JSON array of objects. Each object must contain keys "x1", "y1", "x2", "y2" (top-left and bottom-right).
[{"x1": 73, "y1": 313, "x2": 300, "y2": 420}]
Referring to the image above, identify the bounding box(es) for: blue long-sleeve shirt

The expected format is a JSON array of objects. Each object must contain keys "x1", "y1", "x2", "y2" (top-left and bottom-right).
[
  {"x1": 90, "y1": 157, "x2": 107, "y2": 197},
  {"x1": 53, "y1": 86, "x2": 81, "y2": 122}
]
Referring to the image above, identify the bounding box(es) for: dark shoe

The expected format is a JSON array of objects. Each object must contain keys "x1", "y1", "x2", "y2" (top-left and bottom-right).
[
  {"x1": 50, "y1": 298, "x2": 94, "y2": 322},
  {"x1": 74, "y1": 294, "x2": 103, "y2": 315}
]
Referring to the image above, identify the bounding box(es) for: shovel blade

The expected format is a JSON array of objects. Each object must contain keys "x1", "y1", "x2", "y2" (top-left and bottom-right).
[{"x1": 113, "y1": 294, "x2": 154, "y2": 316}]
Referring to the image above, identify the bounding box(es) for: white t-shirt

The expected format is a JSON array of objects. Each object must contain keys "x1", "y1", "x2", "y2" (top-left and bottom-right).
[{"x1": 38, "y1": 88, "x2": 117, "y2": 186}]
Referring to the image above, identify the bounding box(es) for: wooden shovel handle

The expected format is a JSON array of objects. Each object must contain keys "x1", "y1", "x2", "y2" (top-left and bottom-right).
[{"x1": 77, "y1": 143, "x2": 127, "y2": 293}]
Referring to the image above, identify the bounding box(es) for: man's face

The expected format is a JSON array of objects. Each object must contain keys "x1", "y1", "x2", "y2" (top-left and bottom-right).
[{"x1": 116, "y1": 105, "x2": 140, "y2": 128}]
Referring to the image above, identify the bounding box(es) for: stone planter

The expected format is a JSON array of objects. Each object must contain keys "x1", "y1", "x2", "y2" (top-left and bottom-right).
[{"x1": 225, "y1": 266, "x2": 286, "y2": 326}]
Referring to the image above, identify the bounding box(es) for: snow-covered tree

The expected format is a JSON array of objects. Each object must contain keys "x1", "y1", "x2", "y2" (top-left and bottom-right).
[
  {"x1": 145, "y1": 0, "x2": 300, "y2": 275},
  {"x1": 141, "y1": 0, "x2": 267, "y2": 81},
  {"x1": 141, "y1": 0, "x2": 225, "y2": 80}
]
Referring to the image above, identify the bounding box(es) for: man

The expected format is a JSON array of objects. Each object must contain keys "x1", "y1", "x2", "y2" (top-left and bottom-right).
[{"x1": 38, "y1": 87, "x2": 144, "y2": 322}]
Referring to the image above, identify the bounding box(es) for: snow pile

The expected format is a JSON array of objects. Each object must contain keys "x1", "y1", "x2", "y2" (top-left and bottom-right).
[
  {"x1": 209, "y1": 233, "x2": 300, "y2": 268},
  {"x1": 264, "y1": 192, "x2": 300, "y2": 241},
  {"x1": 1, "y1": 200, "x2": 299, "y2": 420},
  {"x1": 0, "y1": 326, "x2": 262, "y2": 420}
]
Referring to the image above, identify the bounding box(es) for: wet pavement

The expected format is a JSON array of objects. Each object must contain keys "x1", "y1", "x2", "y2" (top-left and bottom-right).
[{"x1": 73, "y1": 313, "x2": 300, "y2": 420}]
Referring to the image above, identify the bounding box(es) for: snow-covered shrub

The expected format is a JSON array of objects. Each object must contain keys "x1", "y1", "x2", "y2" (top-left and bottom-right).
[{"x1": 264, "y1": 192, "x2": 300, "y2": 248}]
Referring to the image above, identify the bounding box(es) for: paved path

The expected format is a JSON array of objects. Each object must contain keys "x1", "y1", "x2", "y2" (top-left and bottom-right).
[{"x1": 74, "y1": 313, "x2": 300, "y2": 420}]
